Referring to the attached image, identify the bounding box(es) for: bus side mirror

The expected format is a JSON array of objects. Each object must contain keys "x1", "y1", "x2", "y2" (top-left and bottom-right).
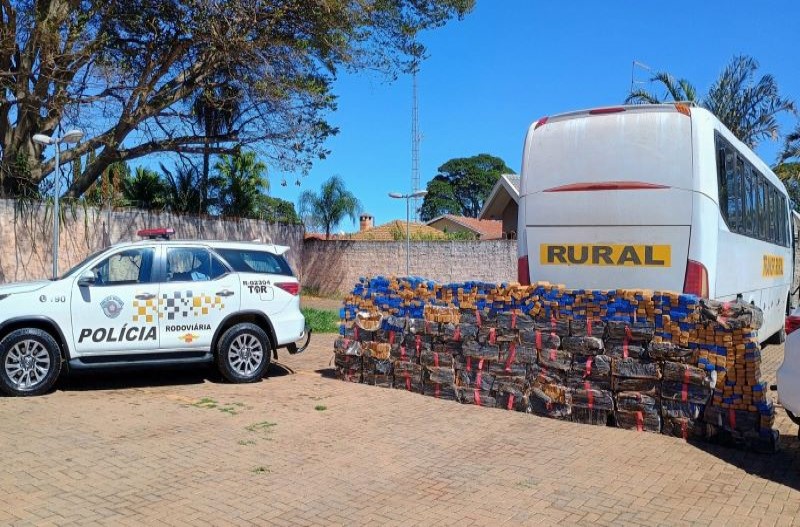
[{"x1": 77, "y1": 271, "x2": 96, "y2": 287}]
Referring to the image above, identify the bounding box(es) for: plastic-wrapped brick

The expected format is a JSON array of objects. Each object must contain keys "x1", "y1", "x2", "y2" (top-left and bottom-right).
[
  {"x1": 538, "y1": 348, "x2": 573, "y2": 372},
  {"x1": 456, "y1": 387, "x2": 496, "y2": 408},
  {"x1": 648, "y1": 342, "x2": 694, "y2": 363},
  {"x1": 420, "y1": 349, "x2": 456, "y2": 368},
  {"x1": 605, "y1": 342, "x2": 648, "y2": 359},
  {"x1": 393, "y1": 361, "x2": 423, "y2": 392},
  {"x1": 498, "y1": 342, "x2": 538, "y2": 366},
  {"x1": 616, "y1": 391, "x2": 659, "y2": 413},
  {"x1": 615, "y1": 409, "x2": 661, "y2": 433},
  {"x1": 569, "y1": 319, "x2": 607, "y2": 338},
  {"x1": 562, "y1": 336, "x2": 604, "y2": 355},
  {"x1": 462, "y1": 339, "x2": 500, "y2": 361},
  {"x1": 612, "y1": 357, "x2": 661, "y2": 379}
]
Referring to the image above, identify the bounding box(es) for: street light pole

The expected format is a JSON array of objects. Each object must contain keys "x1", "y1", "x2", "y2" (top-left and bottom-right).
[
  {"x1": 32, "y1": 129, "x2": 84, "y2": 279},
  {"x1": 389, "y1": 190, "x2": 428, "y2": 277}
]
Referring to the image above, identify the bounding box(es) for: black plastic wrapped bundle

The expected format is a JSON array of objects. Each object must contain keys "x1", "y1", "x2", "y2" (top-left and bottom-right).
[
  {"x1": 493, "y1": 379, "x2": 529, "y2": 412},
  {"x1": 420, "y1": 349, "x2": 456, "y2": 368},
  {"x1": 571, "y1": 354, "x2": 612, "y2": 382},
  {"x1": 520, "y1": 329, "x2": 561, "y2": 350},
  {"x1": 393, "y1": 361, "x2": 423, "y2": 392},
  {"x1": 569, "y1": 387, "x2": 614, "y2": 411},
  {"x1": 570, "y1": 408, "x2": 611, "y2": 426},
  {"x1": 334, "y1": 338, "x2": 362, "y2": 356},
  {"x1": 456, "y1": 387, "x2": 497, "y2": 407},
  {"x1": 532, "y1": 317, "x2": 570, "y2": 337},
  {"x1": 661, "y1": 400, "x2": 704, "y2": 419},
  {"x1": 488, "y1": 360, "x2": 527, "y2": 378},
  {"x1": 612, "y1": 377, "x2": 659, "y2": 393},
  {"x1": 390, "y1": 342, "x2": 421, "y2": 362},
  {"x1": 362, "y1": 356, "x2": 393, "y2": 387},
  {"x1": 569, "y1": 319, "x2": 607, "y2": 338},
  {"x1": 423, "y1": 383, "x2": 457, "y2": 400},
  {"x1": 462, "y1": 339, "x2": 500, "y2": 361},
  {"x1": 612, "y1": 358, "x2": 661, "y2": 379},
  {"x1": 562, "y1": 336, "x2": 604, "y2": 355},
  {"x1": 528, "y1": 363, "x2": 569, "y2": 387},
  {"x1": 605, "y1": 342, "x2": 648, "y2": 359},
  {"x1": 606, "y1": 320, "x2": 655, "y2": 342},
  {"x1": 406, "y1": 318, "x2": 427, "y2": 335},
  {"x1": 615, "y1": 409, "x2": 661, "y2": 433},
  {"x1": 615, "y1": 391, "x2": 659, "y2": 413},
  {"x1": 334, "y1": 354, "x2": 362, "y2": 383},
  {"x1": 515, "y1": 312, "x2": 536, "y2": 331},
  {"x1": 425, "y1": 366, "x2": 456, "y2": 385},
  {"x1": 662, "y1": 416, "x2": 704, "y2": 440},
  {"x1": 529, "y1": 386, "x2": 570, "y2": 418},
  {"x1": 538, "y1": 348, "x2": 573, "y2": 372},
  {"x1": 703, "y1": 406, "x2": 760, "y2": 433},
  {"x1": 661, "y1": 362, "x2": 713, "y2": 387},
  {"x1": 498, "y1": 342, "x2": 538, "y2": 366},
  {"x1": 455, "y1": 363, "x2": 495, "y2": 392},
  {"x1": 384, "y1": 314, "x2": 407, "y2": 333},
  {"x1": 661, "y1": 382, "x2": 713, "y2": 406},
  {"x1": 456, "y1": 323, "x2": 479, "y2": 340},
  {"x1": 647, "y1": 341, "x2": 694, "y2": 363}
]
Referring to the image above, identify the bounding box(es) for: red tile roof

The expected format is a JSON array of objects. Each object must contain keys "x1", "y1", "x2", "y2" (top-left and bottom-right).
[{"x1": 427, "y1": 215, "x2": 504, "y2": 240}]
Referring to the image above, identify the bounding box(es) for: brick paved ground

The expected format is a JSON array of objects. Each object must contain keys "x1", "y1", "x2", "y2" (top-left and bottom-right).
[{"x1": 2, "y1": 336, "x2": 799, "y2": 527}]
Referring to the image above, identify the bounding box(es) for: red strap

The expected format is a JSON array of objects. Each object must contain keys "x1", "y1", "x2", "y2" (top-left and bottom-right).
[
  {"x1": 584, "y1": 356, "x2": 593, "y2": 378},
  {"x1": 623, "y1": 339, "x2": 629, "y2": 359},
  {"x1": 354, "y1": 326, "x2": 360, "y2": 340},
  {"x1": 505, "y1": 342, "x2": 517, "y2": 372},
  {"x1": 344, "y1": 338, "x2": 351, "y2": 347},
  {"x1": 625, "y1": 325, "x2": 632, "y2": 341},
  {"x1": 550, "y1": 317, "x2": 557, "y2": 337},
  {"x1": 405, "y1": 372, "x2": 411, "y2": 391},
  {"x1": 507, "y1": 394, "x2": 515, "y2": 410},
  {"x1": 476, "y1": 309, "x2": 482, "y2": 328},
  {"x1": 681, "y1": 420, "x2": 688, "y2": 440},
  {"x1": 474, "y1": 389, "x2": 482, "y2": 406},
  {"x1": 681, "y1": 368, "x2": 690, "y2": 402},
  {"x1": 401, "y1": 345, "x2": 407, "y2": 360},
  {"x1": 549, "y1": 349, "x2": 556, "y2": 361},
  {"x1": 389, "y1": 331, "x2": 395, "y2": 345},
  {"x1": 467, "y1": 356, "x2": 472, "y2": 372},
  {"x1": 587, "y1": 388, "x2": 594, "y2": 410},
  {"x1": 587, "y1": 316, "x2": 593, "y2": 337},
  {"x1": 425, "y1": 320, "x2": 431, "y2": 334},
  {"x1": 535, "y1": 330, "x2": 542, "y2": 350},
  {"x1": 478, "y1": 358, "x2": 484, "y2": 370},
  {"x1": 454, "y1": 325, "x2": 461, "y2": 341},
  {"x1": 476, "y1": 371, "x2": 483, "y2": 390},
  {"x1": 435, "y1": 382, "x2": 440, "y2": 398},
  {"x1": 511, "y1": 312, "x2": 517, "y2": 329},
  {"x1": 729, "y1": 408, "x2": 736, "y2": 429},
  {"x1": 415, "y1": 335, "x2": 421, "y2": 354},
  {"x1": 434, "y1": 352, "x2": 440, "y2": 367},
  {"x1": 489, "y1": 328, "x2": 496, "y2": 345},
  {"x1": 636, "y1": 411, "x2": 644, "y2": 432}
]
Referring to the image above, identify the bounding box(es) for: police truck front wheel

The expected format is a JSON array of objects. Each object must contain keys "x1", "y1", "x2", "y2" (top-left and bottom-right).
[
  {"x1": 0, "y1": 329, "x2": 63, "y2": 396},
  {"x1": 216, "y1": 323, "x2": 271, "y2": 383}
]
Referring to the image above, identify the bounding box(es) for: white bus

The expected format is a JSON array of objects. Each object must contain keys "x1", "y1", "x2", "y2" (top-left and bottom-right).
[{"x1": 517, "y1": 104, "x2": 793, "y2": 343}]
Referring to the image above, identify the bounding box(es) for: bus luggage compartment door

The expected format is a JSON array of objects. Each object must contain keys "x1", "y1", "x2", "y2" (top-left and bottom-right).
[{"x1": 529, "y1": 226, "x2": 690, "y2": 291}]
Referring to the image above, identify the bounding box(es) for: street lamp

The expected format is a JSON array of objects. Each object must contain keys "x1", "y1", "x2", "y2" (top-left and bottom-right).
[
  {"x1": 32, "y1": 129, "x2": 84, "y2": 279},
  {"x1": 388, "y1": 190, "x2": 428, "y2": 277}
]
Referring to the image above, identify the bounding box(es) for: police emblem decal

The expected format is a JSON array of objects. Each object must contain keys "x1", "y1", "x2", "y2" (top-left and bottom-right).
[{"x1": 100, "y1": 296, "x2": 124, "y2": 319}]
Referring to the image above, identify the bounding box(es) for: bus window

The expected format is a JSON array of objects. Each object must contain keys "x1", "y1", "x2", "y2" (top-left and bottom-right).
[
  {"x1": 742, "y1": 162, "x2": 754, "y2": 236},
  {"x1": 730, "y1": 151, "x2": 743, "y2": 231},
  {"x1": 758, "y1": 179, "x2": 767, "y2": 240},
  {"x1": 767, "y1": 187, "x2": 776, "y2": 243}
]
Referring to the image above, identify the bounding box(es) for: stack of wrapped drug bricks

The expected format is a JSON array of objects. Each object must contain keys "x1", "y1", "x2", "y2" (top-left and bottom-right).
[{"x1": 335, "y1": 277, "x2": 778, "y2": 451}]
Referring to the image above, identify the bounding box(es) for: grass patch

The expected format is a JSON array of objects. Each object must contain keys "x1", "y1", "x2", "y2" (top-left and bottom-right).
[
  {"x1": 301, "y1": 286, "x2": 344, "y2": 300},
  {"x1": 189, "y1": 397, "x2": 245, "y2": 415},
  {"x1": 314, "y1": 405, "x2": 327, "y2": 412},
  {"x1": 238, "y1": 439, "x2": 256, "y2": 446},
  {"x1": 246, "y1": 421, "x2": 277, "y2": 433},
  {"x1": 252, "y1": 466, "x2": 271, "y2": 474},
  {"x1": 302, "y1": 307, "x2": 340, "y2": 333},
  {"x1": 191, "y1": 397, "x2": 217, "y2": 409}
]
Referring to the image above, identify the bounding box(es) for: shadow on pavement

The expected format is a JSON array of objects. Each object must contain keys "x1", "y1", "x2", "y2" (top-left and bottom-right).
[
  {"x1": 690, "y1": 431, "x2": 800, "y2": 491},
  {"x1": 315, "y1": 367, "x2": 337, "y2": 379},
  {"x1": 56, "y1": 361, "x2": 295, "y2": 392}
]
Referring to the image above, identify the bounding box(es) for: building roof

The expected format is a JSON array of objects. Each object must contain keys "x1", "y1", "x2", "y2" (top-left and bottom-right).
[
  {"x1": 426, "y1": 215, "x2": 503, "y2": 240},
  {"x1": 479, "y1": 173, "x2": 520, "y2": 221},
  {"x1": 348, "y1": 220, "x2": 446, "y2": 241}
]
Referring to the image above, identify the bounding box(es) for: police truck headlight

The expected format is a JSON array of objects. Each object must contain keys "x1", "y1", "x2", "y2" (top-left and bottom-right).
[{"x1": 0, "y1": 294, "x2": 8, "y2": 301}]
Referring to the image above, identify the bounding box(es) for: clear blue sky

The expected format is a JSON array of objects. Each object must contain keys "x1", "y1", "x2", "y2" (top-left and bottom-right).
[{"x1": 271, "y1": 0, "x2": 800, "y2": 232}]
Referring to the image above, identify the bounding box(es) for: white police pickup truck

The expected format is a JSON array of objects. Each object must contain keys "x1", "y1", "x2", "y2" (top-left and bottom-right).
[{"x1": 0, "y1": 229, "x2": 309, "y2": 396}]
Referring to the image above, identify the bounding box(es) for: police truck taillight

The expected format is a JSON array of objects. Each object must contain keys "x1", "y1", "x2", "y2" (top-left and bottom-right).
[
  {"x1": 786, "y1": 315, "x2": 800, "y2": 335},
  {"x1": 517, "y1": 256, "x2": 530, "y2": 285},
  {"x1": 276, "y1": 282, "x2": 300, "y2": 296},
  {"x1": 683, "y1": 260, "x2": 709, "y2": 298}
]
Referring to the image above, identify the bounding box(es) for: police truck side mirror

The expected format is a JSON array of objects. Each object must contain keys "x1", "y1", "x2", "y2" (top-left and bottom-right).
[{"x1": 77, "y1": 270, "x2": 96, "y2": 287}]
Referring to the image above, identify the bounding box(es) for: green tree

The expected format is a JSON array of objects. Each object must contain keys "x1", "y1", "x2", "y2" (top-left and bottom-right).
[
  {"x1": 298, "y1": 176, "x2": 361, "y2": 239},
  {"x1": 214, "y1": 151, "x2": 269, "y2": 218},
  {"x1": 83, "y1": 161, "x2": 129, "y2": 208},
  {"x1": 0, "y1": 1, "x2": 474, "y2": 198},
  {"x1": 161, "y1": 163, "x2": 204, "y2": 215},
  {"x1": 625, "y1": 56, "x2": 794, "y2": 148},
  {"x1": 419, "y1": 154, "x2": 514, "y2": 221},
  {"x1": 261, "y1": 196, "x2": 301, "y2": 224},
  {"x1": 626, "y1": 72, "x2": 698, "y2": 104},
  {"x1": 775, "y1": 163, "x2": 800, "y2": 211},
  {"x1": 781, "y1": 124, "x2": 800, "y2": 163},
  {"x1": 123, "y1": 167, "x2": 168, "y2": 210}
]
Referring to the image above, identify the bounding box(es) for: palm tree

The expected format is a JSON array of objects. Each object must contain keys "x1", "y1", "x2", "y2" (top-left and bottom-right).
[
  {"x1": 625, "y1": 56, "x2": 794, "y2": 149},
  {"x1": 161, "y1": 163, "x2": 204, "y2": 214},
  {"x1": 626, "y1": 72, "x2": 698, "y2": 104},
  {"x1": 703, "y1": 56, "x2": 794, "y2": 148},
  {"x1": 780, "y1": 124, "x2": 800, "y2": 163},
  {"x1": 298, "y1": 175, "x2": 361, "y2": 239},
  {"x1": 123, "y1": 167, "x2": 167, "y2": 210},
  {"x1": 214, "y1": 151, "x2": 269, "y2": 218},
  {"x1": 192, "y1": 83, "x2": 241, "y2": 208}
]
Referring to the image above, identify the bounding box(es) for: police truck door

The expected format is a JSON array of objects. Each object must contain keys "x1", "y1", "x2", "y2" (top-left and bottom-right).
[
  {"x1": 158, "y1": 246, "x2": 240, "y2": 350},
  {"x1": 70, "y1": 246, "x2": 161, "y2": 355}
]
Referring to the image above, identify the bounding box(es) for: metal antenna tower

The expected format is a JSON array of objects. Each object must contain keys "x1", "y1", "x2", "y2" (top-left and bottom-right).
[{"x1": 411, "y1": 68, "x2": 421, "y2": 222}]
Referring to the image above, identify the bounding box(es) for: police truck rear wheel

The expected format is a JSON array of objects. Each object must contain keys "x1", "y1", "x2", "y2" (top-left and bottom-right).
[
  {"x1": 217, "y1": 323, "x2": 270, "y2": 383},
  {"x1": 0, "y1": 329, "x2": 62, "y2": 397}
]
